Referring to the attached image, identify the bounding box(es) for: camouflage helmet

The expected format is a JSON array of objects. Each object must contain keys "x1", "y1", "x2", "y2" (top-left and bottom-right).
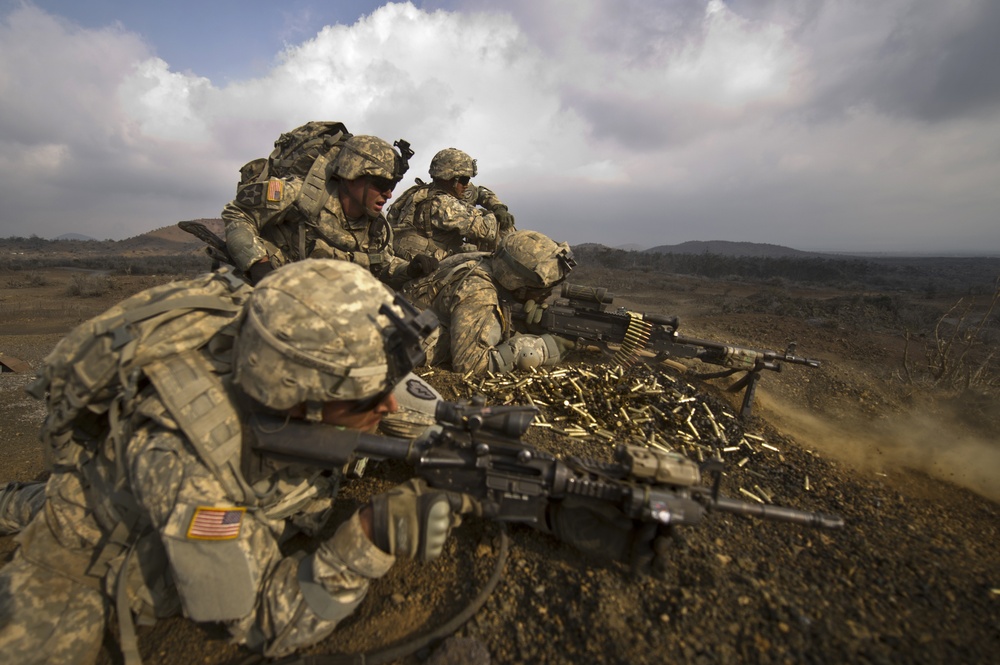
[
  {"x1": 329, "y1": 135, "x2": 409, "y2": 182},
  {"x1": 429, "y1": 148, "x2": 478, "y2": 181},
  {"x1": 234, "y1": 259, "x2": 432, "y2": 410},
  {"x1": 492, "y1": 230, "x2": 577, "y2": 292}
]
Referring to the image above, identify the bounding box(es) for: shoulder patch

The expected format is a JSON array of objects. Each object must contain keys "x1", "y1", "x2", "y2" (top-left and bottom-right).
[
  {"x1": 404, "y1": 377, "x2": 438, "y2": 401},
  {"x1": 266, "y1": 178, "x2": 284, "y2": 202},
  {"x1": 187, "y1": 507, "x2": 245, "y2": 540},
  {"x1": 236, "y1": 182, "x2": 265, "y2": 207}
]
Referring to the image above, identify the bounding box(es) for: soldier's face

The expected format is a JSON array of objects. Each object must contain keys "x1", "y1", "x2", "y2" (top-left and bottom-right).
[
  {"x1": 315, "y1": 393, "x2": 398, "y2": 433},
  {"x1": 446, "y1": 176, "x2": 470, "y2": 198},
  {"x1": 341, "y1": 176, "x2": 395, "y2": 217}
]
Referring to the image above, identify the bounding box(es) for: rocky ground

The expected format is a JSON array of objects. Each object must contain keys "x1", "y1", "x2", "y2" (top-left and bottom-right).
[{"x1": 1, "y1": 262, "x2": 998, "y2": 665}]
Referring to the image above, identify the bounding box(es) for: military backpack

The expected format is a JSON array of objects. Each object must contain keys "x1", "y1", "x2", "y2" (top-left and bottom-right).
[
  {"x1": 238, "y1": 120, "x2": 353, "y2": 185},
  {"x1": 28, "y1": 269, "x2": 252, "y2": 476}
]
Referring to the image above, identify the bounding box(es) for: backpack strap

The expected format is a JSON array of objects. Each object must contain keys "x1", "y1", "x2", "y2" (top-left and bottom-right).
[
  {"x1": 296, "y1": 146, "x2": 339, "y2": 220},
  {"x1": 143, "y1": 351, "x2": 253, "y2": 504}
]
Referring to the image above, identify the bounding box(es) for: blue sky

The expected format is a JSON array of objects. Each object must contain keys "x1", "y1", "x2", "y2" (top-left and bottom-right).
[
  {"x1": 2, "y1": 0, "x2": 1000, "y2": 254},
  {"x1": 24, "y1": 1, "x2": 399, "y2": 82}
]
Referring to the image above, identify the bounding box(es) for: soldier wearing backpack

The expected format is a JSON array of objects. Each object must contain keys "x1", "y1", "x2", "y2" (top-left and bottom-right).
[
  {"x1": 0, "y1": 260, "x2": 474, "y2": 665},
  {"x1": 388, "y1": 148, "x2": 516, "y2": 262},
  {"x1": 222, "y1": 131, "x2": 438, "y2": 287},
  {"x1": 402, "y1": 230, "x2": 578, "y2": 375}
]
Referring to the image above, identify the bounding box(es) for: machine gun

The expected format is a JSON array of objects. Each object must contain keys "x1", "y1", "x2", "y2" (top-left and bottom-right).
[
  {"x1": 246, "y1": 399, "x2": 844, "y2": 539},
  {"x1": 507, "y1": 283, "x2": 822, "y2": 419}
]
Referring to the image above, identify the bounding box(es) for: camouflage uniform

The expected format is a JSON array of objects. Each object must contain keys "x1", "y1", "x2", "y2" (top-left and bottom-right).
[
  {"x1": 391, "y1": 148, "x2": 515, "y2": 261},
  {"x1": 0, "y1": 481, "x2": 46, "y2": 535},
  {"x1": 0, "y1": 260, "x2": 458, "y2": 664},
  {"x1": 402, "y1": 231, "x2": 576, "y2": 375},
  {"x1": 222, "y1": 135, "x2": 414, "y2": 288}
]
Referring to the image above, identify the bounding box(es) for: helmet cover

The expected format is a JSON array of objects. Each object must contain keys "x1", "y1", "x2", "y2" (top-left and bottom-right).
[
  {"x1": 329, "y1": 135, "x2": 408, "y2": 182},
  {"x1": 429, "y1": 148, "x2": 478, "y2": 181},
  {"x1": 235, "y1": 259, "x2": 410, "y2": 408},
  {"x1": 492, "y1": 230, "x2": 576, "y2": 292}
]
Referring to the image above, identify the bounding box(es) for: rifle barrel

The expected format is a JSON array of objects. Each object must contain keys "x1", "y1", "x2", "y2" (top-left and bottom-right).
[{"x1": 710, "y1": 495, "x2": 844, "y2": 528}]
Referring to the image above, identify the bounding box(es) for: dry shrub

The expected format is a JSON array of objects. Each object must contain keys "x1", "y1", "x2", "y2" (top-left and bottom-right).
[
  {"x1": 5, "y1": 271, "x2": 49, "y2": 288},
  {"x1": 902, "y1": 277, "x2": 1000, "y2": 395},
  {"x1": 66, "y1": 273, "x2": 113, "y2": 298}
]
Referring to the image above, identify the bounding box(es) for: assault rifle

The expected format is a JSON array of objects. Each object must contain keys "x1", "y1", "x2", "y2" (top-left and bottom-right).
[
  {"x1": 506, "y1": 283, "x2": 822, "y2": 419},
  {"x1": 246, "y1": 399, "x2": 844, "y2": 546},
  {"x1": 178, "y1": 220, "x2": 237, "y2": 273}
]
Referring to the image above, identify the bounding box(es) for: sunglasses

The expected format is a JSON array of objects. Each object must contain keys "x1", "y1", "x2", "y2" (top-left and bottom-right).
[
  {"x1": 368, "y1": 176, "x2": 397, "y2": 193},
  {"x1": 455, "y1": 176, "x2": 471, "y2": 185}
]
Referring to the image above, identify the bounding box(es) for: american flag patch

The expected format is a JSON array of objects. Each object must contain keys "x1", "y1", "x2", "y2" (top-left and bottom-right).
[
  {"x1": 187, "y1": 507, "x2": 245, "y2": 540},
  {"x1": 266, "y1": 179, "x2": 284, "y2": 202}
]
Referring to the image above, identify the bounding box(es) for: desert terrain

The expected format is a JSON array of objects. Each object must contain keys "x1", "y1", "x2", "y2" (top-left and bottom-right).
[{"x1": 1, "y1": 232, "x2": 998, "y2": 664}]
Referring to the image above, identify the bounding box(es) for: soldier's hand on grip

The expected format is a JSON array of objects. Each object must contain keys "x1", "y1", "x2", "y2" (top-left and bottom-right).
[
  {"x1": 369, "y1": 478, "x2": 479, "y2": 562},
  {"x1": 553, "y1": 335, "x2": 576, "y2": 355},
  {"x1": 248, "y1": 260, "x2": 276, "y2": 285},
  {"x1": 406, "y1": 254, "x2": 439, "y2": 279},
  {"x1": 523, "y1": 299, "x2": 549, "y2": 326}
]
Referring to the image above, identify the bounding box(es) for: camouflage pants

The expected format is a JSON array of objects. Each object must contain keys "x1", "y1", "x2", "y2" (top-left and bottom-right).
[{"x1": 0, "y1": 551, "x2": 109, "y2": 665}]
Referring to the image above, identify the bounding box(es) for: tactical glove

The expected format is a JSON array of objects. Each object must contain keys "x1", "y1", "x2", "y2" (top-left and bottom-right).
[
  {"x1": 492, "y1": 205, "x2": 515, "y2": 231},
  {"x1": 369, "y1": 478, "x2": 480, "y2": 562},
  {"x1": 406, "y1": 254, "x2": 440, "y2": 279},
  {"x1": 540, "y1": 334, "x2": 577, "y2": 364},
  {"x1": 248, "y1": 259, "x2": 276, "y2": 285},
  {"x1": 546, "y1": 497, "x2": 672, "y2": 575},
  {"x1": 523, "y1": 299, "x2": 549, "y2": 326}
]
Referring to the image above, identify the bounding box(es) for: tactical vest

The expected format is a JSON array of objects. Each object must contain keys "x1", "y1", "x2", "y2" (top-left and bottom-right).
[{"x1": 386, "y1": 179, "x2": 430, "y2": 229}]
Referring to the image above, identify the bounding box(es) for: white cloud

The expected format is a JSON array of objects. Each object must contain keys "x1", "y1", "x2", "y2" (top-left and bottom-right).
[
  {"x1": 0, "y1": 1, "x2": 998, "y2": 254},
  {"x1": 118, "y1": 58, "x2": 214, "y2": 143}
]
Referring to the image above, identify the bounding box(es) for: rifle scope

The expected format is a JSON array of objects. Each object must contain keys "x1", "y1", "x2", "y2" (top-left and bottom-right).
[
  {"x1": 435, "y1": 401, "x2": 536, "y2": 438},
  {"x1": 561, "y1": 283, "x2": 612, "y2": 304}
]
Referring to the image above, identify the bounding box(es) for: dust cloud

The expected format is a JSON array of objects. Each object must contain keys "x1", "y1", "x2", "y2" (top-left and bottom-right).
[{"x1": 755, "y1": 392, "x2": 1000, "y2": 503}]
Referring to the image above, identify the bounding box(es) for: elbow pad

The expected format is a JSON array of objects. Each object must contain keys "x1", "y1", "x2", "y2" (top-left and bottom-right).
[{"x1": 493, "y1": 334, "x2": 553, "y2": 373}]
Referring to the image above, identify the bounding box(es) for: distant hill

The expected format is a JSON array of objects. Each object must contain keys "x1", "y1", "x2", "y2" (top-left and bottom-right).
[
  {"x1": 54, "y1": 232, "x2": 96, "y2": 241},
  {"x1": 644, "y1": 240, "x2": 828, "y2": 258},
  {"x1": 114, "y1": 219, "x2": 224, "y2": 252}
]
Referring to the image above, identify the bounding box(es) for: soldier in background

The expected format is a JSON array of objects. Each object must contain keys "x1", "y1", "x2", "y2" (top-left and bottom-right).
[
  {"x1": 222, "y1": 134, "x2": 437, "y2": 288},
  {"x1": 389, "y1": 148, "x2": 516, "y2": 262},
  {"x1": 0, "y1": 260, "x2": 476, "y2": 664},
  {"x1": 402, "y1": 230, "x2": 578, "y2": 375}
]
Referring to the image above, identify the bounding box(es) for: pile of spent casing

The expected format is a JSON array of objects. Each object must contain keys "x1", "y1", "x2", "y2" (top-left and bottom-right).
[{"x1": 420, "y1": 361, "x2": 802, "y2": 504}]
